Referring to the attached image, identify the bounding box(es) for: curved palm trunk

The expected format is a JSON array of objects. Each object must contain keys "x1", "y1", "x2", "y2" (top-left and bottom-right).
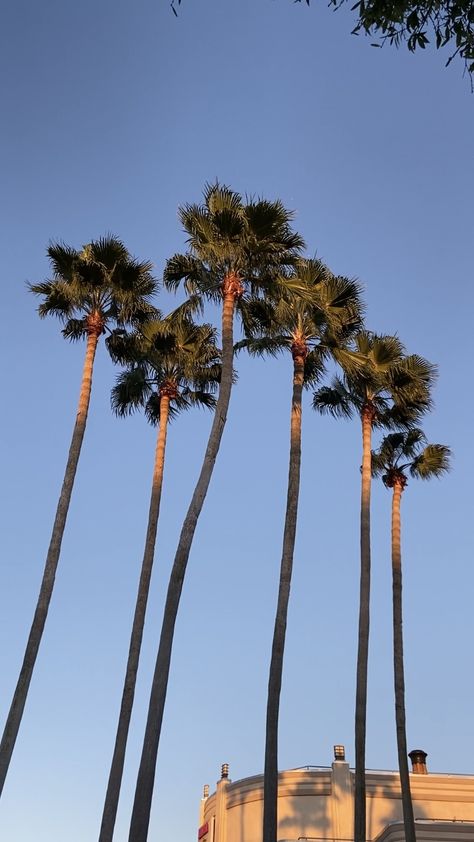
[
  {"x1": 0, "y1": 328, "x2": 100, "y2": 795},
  {"x1": 354, "y1": 404, "x2": 373, "y2": 842},
  {"x1": 391, "y1": 480, "x2": 417, "y2": 842},
  {"x1": 98, "y1": 396, "x2": 171, "y2": 842},
  {"x1": 263, "y1": 351, "x2": 305, "y2": 842},
  {"x1": 128, "y1": 278, "x2": 239, "y2": 842}
]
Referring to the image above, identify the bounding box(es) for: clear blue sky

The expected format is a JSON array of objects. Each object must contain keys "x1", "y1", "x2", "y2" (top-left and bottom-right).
[{"x1": 1, "y1": 1, "x2": 473, "y2": 840}]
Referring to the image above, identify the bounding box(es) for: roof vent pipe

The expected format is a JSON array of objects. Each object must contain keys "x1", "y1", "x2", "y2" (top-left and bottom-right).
[
  {"x1": 409, "y1": 749, "x2": 428, "y2": 774},
  {"x1": 333, "y1": 745, "x2": 346, "y2": 761},
  {"x1": 221, "y1": 763, "x2": 229, "y2": 779}
]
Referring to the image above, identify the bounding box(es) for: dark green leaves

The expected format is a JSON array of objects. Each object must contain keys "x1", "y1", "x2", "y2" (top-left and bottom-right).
[
  {"x1": 313, "y1": 377, "x2": 356, "y2": 418},
  {"x1": 236, "y1": 259, "x2": 362, "y2": 392},
  {"x1": 109, "y1": 316, "x2": 221, "y2": 426},
  {"x1": 371, "y1": 430, "x2": 451, "y2": 485},
  {"x1": 30, "y1": 237, "x2": 159, "y2": 342},
  {"x1": 164, "y1": 182, "x2": 304, "y2": 309},
  {"x1": 410, "y1": 443, "x2": 452, "y2": 479},
  {"x1": 298, "y1": 0, "x2": 474, "y2": 76},
  {"x1": 313, "y1": 332, "x2": 436, "y2": 430}
]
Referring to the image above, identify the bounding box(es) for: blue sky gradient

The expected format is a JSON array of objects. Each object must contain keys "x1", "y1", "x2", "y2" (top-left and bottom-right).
[{"x1": 1, "y1": 1, "x2": 473, "y2": 840}]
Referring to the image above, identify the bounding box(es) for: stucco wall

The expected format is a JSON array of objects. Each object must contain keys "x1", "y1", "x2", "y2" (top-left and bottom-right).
[{"x1": 199, "y1": 763, "x2": 474, "y2": 842}]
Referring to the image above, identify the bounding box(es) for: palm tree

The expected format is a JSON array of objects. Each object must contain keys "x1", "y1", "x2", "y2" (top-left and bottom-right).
[
  {"x1": 98, "y1": 317, "x2": 220, "y2": 842},
  {"x1": 128, "y1": 182, "x2": 305, "y2": 842},
  {"x1": 371, "y1": 429, "x2": 451, "y2": 842},
  {"x1": 236, "y1": 258, "x2": 362, "y2": 842},
  {"x1": 0, "y1": 237, "x2": 157, "y2": 796},
  {"x1": 313, "y1": 333, "x2": 435, "y2": 842}
]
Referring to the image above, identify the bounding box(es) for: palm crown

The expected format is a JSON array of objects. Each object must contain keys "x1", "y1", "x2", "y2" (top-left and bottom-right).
[
  {"x1": 30, "y1": 236, "x2": 158, "y2": 339},
  {"x1": 108, "y1": 318, "x2": 221, "y2": 423},
  {"x1": 236, "y1": 257, "x2": 363, "y2": 385},
  {"x1": 163, "y1": 182, "x2": 305, "y2": 313},
  {"x1": 372, "y1": 428, "x2": 451, "y2": 488},
  {"x1": 313, "y1": 332, "x2": 435, "y2": 424}
]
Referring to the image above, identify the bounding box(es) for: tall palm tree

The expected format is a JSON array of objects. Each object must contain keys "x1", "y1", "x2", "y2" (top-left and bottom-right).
[
  {"x1": 372, "y1": 429, "x2": 451, "y2": 842},
  {"x1": 236, "y1": 258, "x2": 363, "y2": 842},
  {"x1": 313, "y1": 333, "x2": 435, "y2": 842},
  {"x1": 0, "y1": 237, "x2": 157, "y2": 796},
  {"x1": 128, "y1": 183, "x2": 305, "y2": 842},
  {"x1": 98, "y1": 318, "x2": 220, "y2": 842}
]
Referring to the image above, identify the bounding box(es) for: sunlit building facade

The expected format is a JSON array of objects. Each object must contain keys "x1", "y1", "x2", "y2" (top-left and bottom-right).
[{"x1": 197, "y1": 748, "x2": 474, "y2": 842}]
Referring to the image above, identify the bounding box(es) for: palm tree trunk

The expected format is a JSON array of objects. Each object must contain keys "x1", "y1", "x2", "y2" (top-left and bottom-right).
[
  {"x1": 354, "y1": 404, "x2": 373, "y2": 842},
  {"x1": 98, "y1": 396, "x2": 171, "y2": 842},
  {"x1": 263, "y1": 353, "x2": 304, "y2": 842},
  {"x1": 391, "y1": 481, "x2": 416, "y2": 842},
  {"x1": 128, "y1": 283, "x2": 238, "y2": 842},
  {"x1": 0, "y1": 328, "x2": 100, "y2": 795}
]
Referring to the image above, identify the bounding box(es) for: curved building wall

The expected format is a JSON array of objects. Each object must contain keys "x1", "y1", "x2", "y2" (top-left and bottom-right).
[{"x1": 198, "y1": 761, "x2": 474, "y2": 842}]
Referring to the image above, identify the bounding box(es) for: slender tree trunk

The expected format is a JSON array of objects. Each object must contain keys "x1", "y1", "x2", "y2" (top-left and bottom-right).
[
  {"x1": 391, "y1": 480, "x2": 417, "y2": 842},
  {"x1": 98, "y1": 396, "x2": 171, "y2": 842},
  {"x1": 0, "y1": 328, "x2": 100, "y2": 795},
  {"x1": 128, "y1": 281, "x2": 239, "y2": 842},
  {"x1": 263, "y1": 351, "x2": 305, "y2": 842},
  {"x1": 354, "y1": 404, "x2": 374, "y2": 842}
]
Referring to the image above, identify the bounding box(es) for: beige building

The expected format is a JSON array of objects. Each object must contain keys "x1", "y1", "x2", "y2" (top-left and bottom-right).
[{"x1": 197, "y1": 749, "x2": 474, "y2": 842}]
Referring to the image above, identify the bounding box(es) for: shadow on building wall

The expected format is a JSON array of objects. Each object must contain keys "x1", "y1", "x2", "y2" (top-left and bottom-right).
[{"x1": 201, "y1": 759, "x2": 474, "y2": 842}]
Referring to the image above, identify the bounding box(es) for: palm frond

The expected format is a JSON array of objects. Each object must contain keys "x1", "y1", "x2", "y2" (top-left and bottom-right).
[
  {"x1": 371, "y1": 449, "x2": 390, "y2": 477},
  {"x1": 164, "y1": 253, "x2": 211, "y2": 295},
  {"x1": 29, "y1": 280, "x2": 78, "y2": 320},
  {"x1": 367, "y1": 333, "x2": 405, "y2": 368},
  {"x1": 269, "y1": 272, "x2": 317, "y2": 305},
  {"x1": 238, "y1": 296, "x2": 277, "y2": 338},
  {"x1": 75, "y1": 255, "x2": 107, "y2": 288},
  {"x1": 332, "y1": 345, "x2": 368, "y2": 378},
  {"x1": 303, "y1": 348, "x2": 326, "y2": 387},
  {"x1": 106, "y1": 329, "x2": 143, "y2": 365},
  {"x1": 81, "y1": 235, "x2": 129, "y2": 269},
  {"x1": 212, "y1": 208, "x2": 246, "y2": 241},
  {"x1": 410, "y1": 444, "x2": 452, "y2": 480},
  {"x1": 371, "y1": 432, "x2": 406, "y2": 467},
  {"x1": 62, "y1": 318, "x2": 89, "y2": 342},
  {"x1": 318, "y1": 275, "x2": 364, "y2": 333},
  {"x1": 313, "y1": 377, "x2": 355, "y2": 418},
  {"x1": 401, "y1": 427, "x2": 427, "y2": 455},
  {"x1": 180, "y1": 388, "x2": 217, "y2": 410},
  {"x1": 127, "y1": 300, "x2": 161, "y2": 327},
  {"x1": 390, "y1": 354, "x2": 437, "y2": 405},
  {"x1": 113, "y1": 258, "x2": 156, "y2": 294},
  {"x1": 145, "y1": 392, "x2": 173, "y2": 425},
  {"x1": 294, "y1": 256, "x2": 330, "y2": 286},
  {"x1": 191, "y1": 360, "x2": 223, "y2": 390},
  {"x1": 244, "y1": 199, "x2": 300, "y2": 247},
  {"x1": 235, "y1": 335, "x2": 289, "y2": 358},
  {"x1": 111, "y1": 367, "x2": 151, "y2": 416},
  {"x1": 47, "y1": 243, "x2": 78, "y2": 279},
  {"x1": 204, "y1": 181, "x2": 243, "y2": 215},
  {"x1": 374, "y1": 402, "x2": 417, "y2": 430},
  {"x1": 166, "y1": 295, "x2": 206, "y2": 323},
  {"x1": 139, "y1": 320, "x2": 179, "y2": 356}
]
